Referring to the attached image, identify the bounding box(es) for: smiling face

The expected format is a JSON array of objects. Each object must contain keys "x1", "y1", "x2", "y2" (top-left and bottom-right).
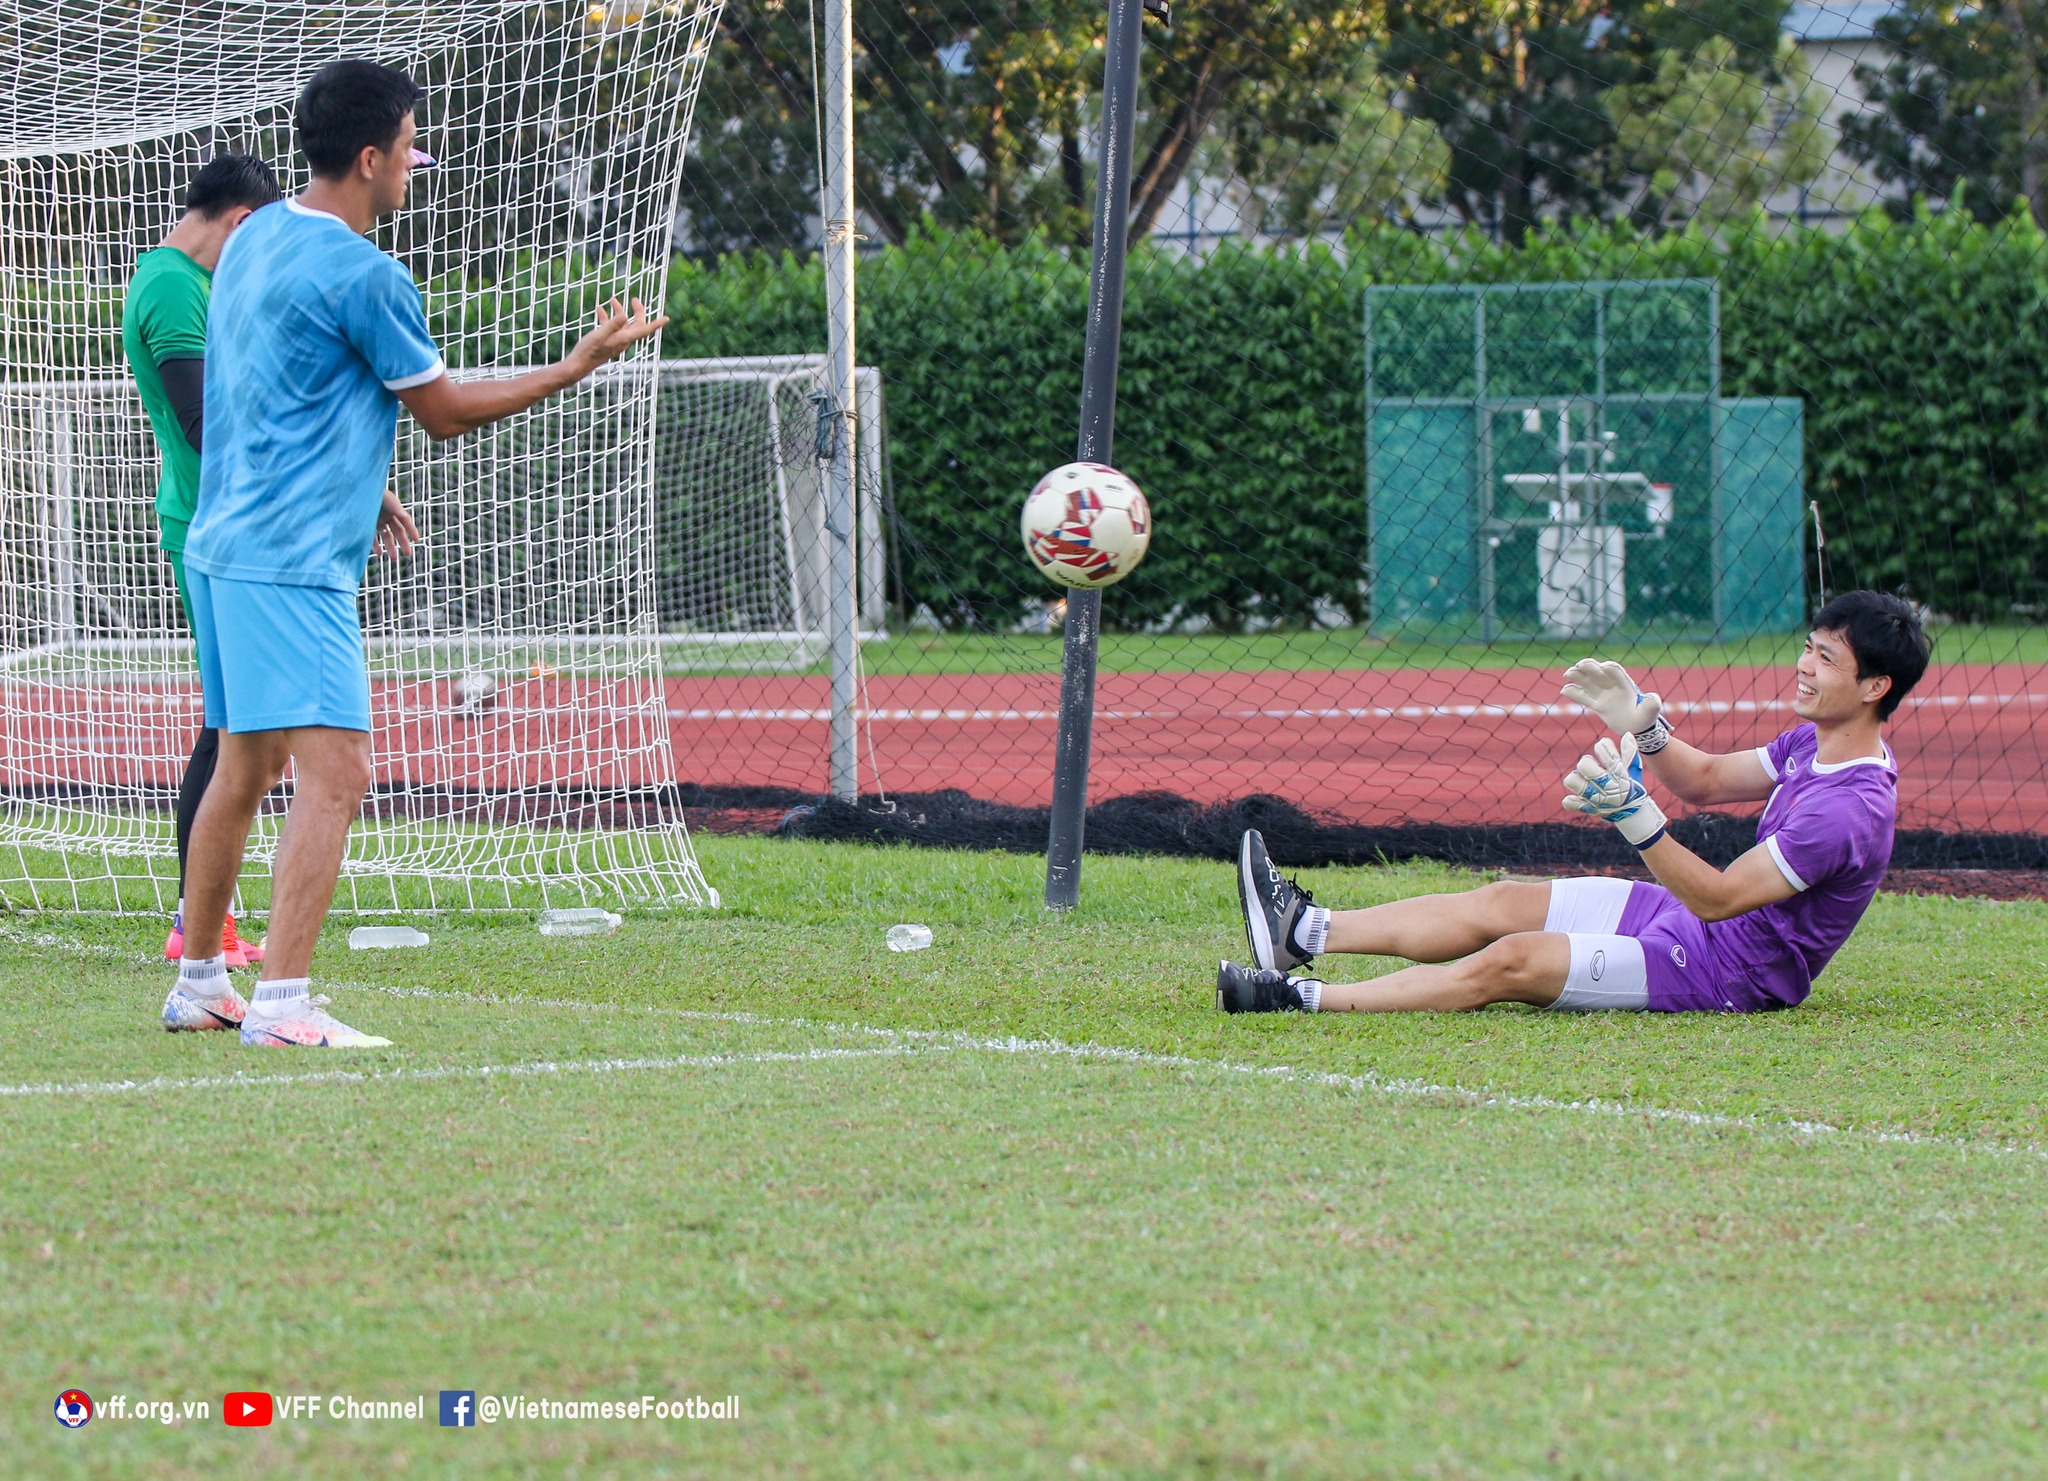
[{"x1": 1794, "y1": 627, "x2": 1891, "y2": 723}]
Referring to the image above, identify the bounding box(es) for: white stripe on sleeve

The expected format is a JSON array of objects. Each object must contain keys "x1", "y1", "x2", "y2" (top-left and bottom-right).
[
  {"x1": 1765, "y1": 834, "x2": 1808, "y2": 892},
  {"x1": 383, "y1": 358, "x2": 446, "y2": 391},
  {"x1": 1754, "y1": 745, "x2": 1779, "y2": 781}
]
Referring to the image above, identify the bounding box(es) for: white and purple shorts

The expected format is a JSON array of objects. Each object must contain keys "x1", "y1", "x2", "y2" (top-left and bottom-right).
[{"x1": 1542, "y1": 878, "x2": 1766, "y2": 1014}]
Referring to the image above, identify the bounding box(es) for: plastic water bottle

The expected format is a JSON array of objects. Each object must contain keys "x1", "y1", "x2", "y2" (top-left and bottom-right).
[
  {"x1": 349, "y1": 925, "x2": 429, "y2": 950},
  {"x1": 538, "y1": 907, "x2": 622, "y2": 938},
  {"x1": 886, "y1": 923, "x2": 933, "y2": 952}
]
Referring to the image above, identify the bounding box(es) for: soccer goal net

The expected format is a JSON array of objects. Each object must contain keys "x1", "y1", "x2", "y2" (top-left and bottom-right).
[{"x1": 0, "y1": 0, "x2": 754, "y2": 914}]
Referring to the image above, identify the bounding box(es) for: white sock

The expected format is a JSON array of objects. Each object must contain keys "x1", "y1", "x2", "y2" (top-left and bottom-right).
[
  {"x1": 1296, "y1": 979, "x2": 1322, "y2": 1012},
  {"x1": 178, "y1": 954, "x2": 228, "y2": 995},
  {"x1": 250, "y1": 979, "x2": 311, "y2": 1017},
  {"x1": 1292, "y1": 905, "x2": 1331, "y2": 958}
]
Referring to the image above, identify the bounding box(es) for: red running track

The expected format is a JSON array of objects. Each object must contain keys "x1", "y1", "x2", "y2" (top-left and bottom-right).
[
  {"x1": 663, "y1": 662, "x2": 2048, "y2": 835},
  {"x1": 4, "y1": 662, "x2": 2043, "y2": 834}
]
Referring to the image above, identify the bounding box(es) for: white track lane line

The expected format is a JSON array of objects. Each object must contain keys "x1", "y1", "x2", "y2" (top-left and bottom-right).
[
  {"x1": 646, "y1": 692, "x2": 2048, "y2": 724},
  {"x1": 4, "y1": 925, "x2": 2040, "y2": 1161}
]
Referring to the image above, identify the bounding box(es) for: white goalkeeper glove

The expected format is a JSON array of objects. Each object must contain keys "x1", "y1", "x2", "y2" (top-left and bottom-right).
[
  {"x1": 1561, "y1": 658, "x2": 1672, "y2": 753},
  {"x1": 1562, "y1": 732, "x2": 1669, "y2": 848}
]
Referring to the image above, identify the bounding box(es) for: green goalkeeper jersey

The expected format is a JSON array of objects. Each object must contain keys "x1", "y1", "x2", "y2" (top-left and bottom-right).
[{"x1": 120, "y1": 246, "x2": 211, "y2": 552}]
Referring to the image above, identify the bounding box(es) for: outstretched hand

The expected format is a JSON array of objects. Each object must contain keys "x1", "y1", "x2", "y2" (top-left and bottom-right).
[
  {"x1": 568, "y1": 297, "x2": 670, "y2": 373},
  {"x1": 1561, "y1": 658, "x2": 1662, "y2": 736}
]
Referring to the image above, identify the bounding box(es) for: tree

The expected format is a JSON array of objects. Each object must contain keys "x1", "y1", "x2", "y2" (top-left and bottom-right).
[
  {"x1": 1122, "y1": 0, "x2": 1382, "y2": 238},
  {"x1": 1377, "y1": 0, "x2": 1789, "y2": 243},
  {"x1": 1840, "y1": 0, "x2": 2048, "y2": 226},
  {"x1": 1198, "y1": 38, "x2": 1449, "y2": 238},
  {"x1": 679, "y1": 0, "x2": 1382, "y2": 249},
  {"x1": 1605, "y1": 36, "x2": 1829, "y2": 230}
]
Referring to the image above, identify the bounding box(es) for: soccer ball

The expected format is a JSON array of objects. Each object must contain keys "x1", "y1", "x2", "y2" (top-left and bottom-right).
[{"x1": 1021, "y1": 462, "x2": 1152, "y2": 589}]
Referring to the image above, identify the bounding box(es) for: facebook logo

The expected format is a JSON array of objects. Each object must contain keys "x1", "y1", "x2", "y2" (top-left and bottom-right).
[{"x1": 439, "y1": 1391, "x2": 476, "y2": 1427}]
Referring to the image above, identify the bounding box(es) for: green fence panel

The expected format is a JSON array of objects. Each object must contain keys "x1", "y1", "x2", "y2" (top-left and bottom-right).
[
  {"x1": 1714, "y1": 398, "x2": 1807, "y2": 638},
  {"x1": 1367, "y1": 280, "x2": 1801, "y2": 638},
  {"x1": 1368, "y1": 404, "x2": 1476, "y2": 634}
]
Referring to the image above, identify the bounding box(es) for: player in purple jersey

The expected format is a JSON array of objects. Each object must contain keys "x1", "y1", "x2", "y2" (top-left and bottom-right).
[{"x1": 1217, "y1": 591, "x2": 1930, "y2": 1015}]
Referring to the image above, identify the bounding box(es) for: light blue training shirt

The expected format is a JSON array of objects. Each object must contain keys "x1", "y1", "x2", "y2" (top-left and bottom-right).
[{"x1": 186, "y1": 198, "x2": 444, "y2": 592}]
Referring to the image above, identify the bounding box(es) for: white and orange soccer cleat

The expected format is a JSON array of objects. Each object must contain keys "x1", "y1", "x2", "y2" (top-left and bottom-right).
[
  {"x1": 161, "y1": 979, "x2": 250, "y2": 1032},
  {"x1": 239, "y1": 995, "x2": 392, "y2": 1049}
]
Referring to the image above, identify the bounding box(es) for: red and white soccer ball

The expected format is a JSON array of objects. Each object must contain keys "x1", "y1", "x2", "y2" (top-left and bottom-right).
[{"x1": 1020, "y1": 462, "x2": 1152, "y2": 589}]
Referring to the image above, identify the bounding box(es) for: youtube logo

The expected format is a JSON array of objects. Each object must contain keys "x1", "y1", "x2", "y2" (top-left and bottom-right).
[{"x1": 224, "y1": 1392, "x2": 273, "y2": 1427}]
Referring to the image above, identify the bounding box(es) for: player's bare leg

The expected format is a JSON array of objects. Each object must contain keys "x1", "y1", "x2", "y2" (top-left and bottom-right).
[
  {"x1": 180, "y1": 729, "x2": 290, "y2": 961},
  {"x1": 235, "y1": 727, "x2": 388, "y2": 1047},
  {"x1": 178, "y1": 726, "x2": 387, "y2": 1047},
  {"x1": 1322, "y1": 880, "x2": 1553, "y2": 963},
  {"x1": 1315, "y1": 932, "x2": 1570, "y2": 1011},
  {"x1": 165, "y1": 729, "x2": 288, "y2": 1031},
  {"x1": 1237, "y1": 828, "x2": 1553, "y2": 971},
  {"x1": 256, "y1": 726, "x2": 372, "y2": 982},
  {"x1": 1227, "y1": 829, "x2": 1568, "y2": 1014},
  {"x1": 1218, "y1": 931, "x2": 1571, "y2": 1014}
]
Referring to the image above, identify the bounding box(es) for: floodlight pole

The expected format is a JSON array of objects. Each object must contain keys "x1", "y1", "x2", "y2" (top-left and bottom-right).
[
  {"x1": 1044, "y1": 0, "x2": 1147, "y2": 910},
  {"x1": 822, "y1": 0, "x2": 858, "y2": 803}
]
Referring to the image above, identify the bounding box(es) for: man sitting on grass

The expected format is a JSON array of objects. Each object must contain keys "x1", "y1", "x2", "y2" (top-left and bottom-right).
[{"x1": 1217, "y1": 590, "x2": 1930, "y2": 1015}]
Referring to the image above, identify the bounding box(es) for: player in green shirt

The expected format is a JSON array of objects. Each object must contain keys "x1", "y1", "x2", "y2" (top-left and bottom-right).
[{"x1": 122, "y1": 153, "x2": 282, "y2": 972}]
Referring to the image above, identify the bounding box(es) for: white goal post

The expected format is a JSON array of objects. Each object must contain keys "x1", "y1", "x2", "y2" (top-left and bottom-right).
[
  {"x1": 622, "y1": 355, "x2": 886, "y2": 663},
  {"x1": 0, "y1": 356, "x2": 884, "y2": 913},
  {"x1": 0, "y1": 0, "x2": 892, "y2": 915}
]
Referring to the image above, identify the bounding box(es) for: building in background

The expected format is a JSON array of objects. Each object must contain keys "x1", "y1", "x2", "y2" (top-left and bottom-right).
[{"x1": 1773, "y1": 0, "x2": 1902, "y2": 224}]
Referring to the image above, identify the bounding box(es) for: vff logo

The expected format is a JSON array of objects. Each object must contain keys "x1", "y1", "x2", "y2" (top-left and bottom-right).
[
  {"x1": 440, "y1": 1391, "x2": 477, "y2": 1427},
  {"x1": 54, "y1": 1391, "x2": 92, "y2": 1428}
]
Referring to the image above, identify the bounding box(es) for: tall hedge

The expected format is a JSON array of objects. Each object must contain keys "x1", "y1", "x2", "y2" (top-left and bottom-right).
[{"x1": 664, "y1": 211, "x2": 2048, "y2": 627}]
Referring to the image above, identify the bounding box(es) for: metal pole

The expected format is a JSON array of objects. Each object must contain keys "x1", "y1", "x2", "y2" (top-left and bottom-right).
[
  {"x1": 856, "y1": 369, "x2": 886, "y2": 632},
  {"x1": 1044, "y1": 0, "x2": 1146, "y2": 910},
  {"x1": 822, "y1": 0, "x2": 858, "y2": 803}
]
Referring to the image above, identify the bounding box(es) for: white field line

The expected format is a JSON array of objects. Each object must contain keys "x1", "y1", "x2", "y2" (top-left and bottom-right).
[
  {"x1": 2, "y1": 922, "x2": 2041, "y2": 1162},
  {"x1": 0, "y1": 926, "x2": 139, "y2": 959},
  {"x1": 4, "y1": 1002, "x2": 2044, "y2": 1165},
  {"x1": 0, "y1": 1045, "x2": 925, "y2": 1099}
]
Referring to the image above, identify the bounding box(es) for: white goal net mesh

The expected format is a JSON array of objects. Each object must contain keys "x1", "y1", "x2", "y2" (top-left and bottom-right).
[{"x1": 0, "y1": 0, "x2": 737, "y2": 913}]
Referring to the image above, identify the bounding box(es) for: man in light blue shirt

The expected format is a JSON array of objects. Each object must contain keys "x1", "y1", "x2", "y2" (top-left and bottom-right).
[
  {"x1": 188, "y1": 194, "x2": 445, "y2": 598},
  {"x1": 166, "y1": 58, "x2": 666, "y2": 1047}
]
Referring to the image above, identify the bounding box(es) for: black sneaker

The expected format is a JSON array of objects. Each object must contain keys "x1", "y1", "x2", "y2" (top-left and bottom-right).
[
  {"x1": 1216, "y1": 959, "x2": 1311, "y2": 1013},
  {"x1": 1237, "y1": 828, "x2": 1314, "y2": 971}
]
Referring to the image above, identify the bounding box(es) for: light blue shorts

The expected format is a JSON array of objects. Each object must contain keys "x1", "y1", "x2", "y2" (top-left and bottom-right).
[{"x1": 186, "y1": 569, "x2": 371, "y2": 734}]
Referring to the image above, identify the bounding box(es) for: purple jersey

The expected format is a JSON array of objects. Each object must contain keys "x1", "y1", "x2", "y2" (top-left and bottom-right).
[{"x1": 1706, "y1": 724, "x2": 1896, "y2": 1007}]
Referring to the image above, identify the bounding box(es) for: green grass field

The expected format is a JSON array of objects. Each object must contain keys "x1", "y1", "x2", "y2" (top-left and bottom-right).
[{"x1": 7, "y1": 837, "x2": 2048, "y2": 1477}]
